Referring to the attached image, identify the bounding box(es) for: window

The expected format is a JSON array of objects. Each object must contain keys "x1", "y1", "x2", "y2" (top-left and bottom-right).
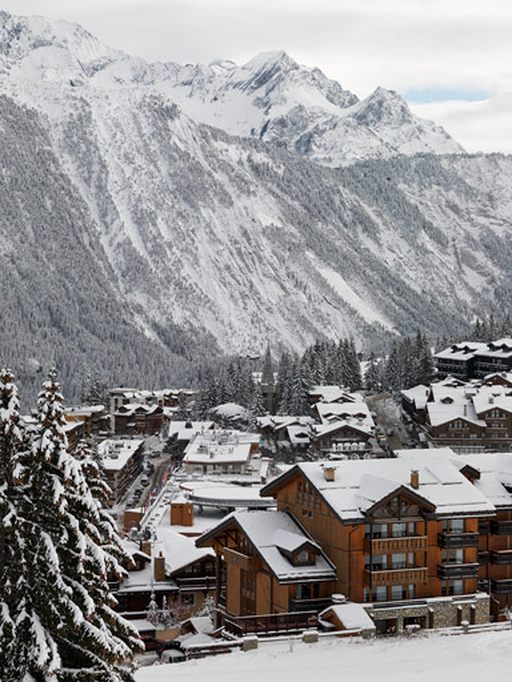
[
  {"x1": 367, "y1": 523, "x2": 388, "y2": 539},
  {"x1": 442, "y1": 548, "x2": 464, "y2": 564},
  {"x1": 181, "y1": 593, "x2": 195, "y2": 606},
  {"x1": 442, "y1": 580, "x2": 464, "y2": 596},
  {"x1": 391, "y1": 552, "x2": 414, "y2": 569},
  {"x1": 295, "y1": 549, "x2": 311, "y2": 565},
  {"x1": 365, "y1": 554, "x2": 387, "y2": 571},
  {"x1": 392, "y1": 523, "x2": 407, "y2": 538},
  {"x1": 442, "y1": 518, "x2": 465, "y2": 533},
  {"x1": 391, "y1": 584, "x2": 404, "y2": 600},
  {"x1": 372, "y1": 586, "x2": 387, "y2": 602}
]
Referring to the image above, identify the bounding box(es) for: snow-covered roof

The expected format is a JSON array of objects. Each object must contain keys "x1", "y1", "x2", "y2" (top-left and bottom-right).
[
  {"x1": 181, "y1": 481, "x2": 275, "y2": 508},
  {"x1": 309, "y1": 385, "x2": 362, "y2": 404},
  {"x1": 114, "y1": 403, "x2": 162, "y2": 416},
  {"x1": 434, "y1": 342, "x2": 487, "y2": 361},
  {"x1": 424, "y1": 382, "x2": 512, "y2": 427},
  {"x1": 425, "y1": 385, "x2": 485, "y2": 428},
  {"x1": 286, "y1": 424, "x2": 311, "y2": 445},
  {"x1": 319, "y1": 602, "x2": 376, "y2": 631},
  {"x1": 183, "y1": 616, "x2": 214, "y2": 635},
  {"x1": 98, "y1": 438, "x2": 144, "y2": 471},
  {"x1": 475, "y1": 339, "x2": 512, "y2": 359},
  {"x1": 257, "y1": 415, "x2": 314, "y2": 432},
  {"x1": 183, "y1": 430, "x2": 258, "y2": 465},
  {"x1": 167, "y1": 420, "x2": 215, "y2": 441},
  {"x1": 397, "y1": 448, "x2": 512, "y2": 510},
  {"x1": 154, "y1": 526, "x2": 214, "y2": 576},
  {"x1": 262, "y1": 459, "x2": 496, "y2": 521},
  {"x1": 315, "y1": 401, "x2": 372, "y2": 422},
  {"x1": 197, "y1": 510, "x2": 336, "y2": 583},
  {"x1": 272, "y1": 528, "x2": 318, "y2": 553},
  {"x1": 64, "y1": 404, "x2": 106, "y2": 416},
  {"x1": 210, "y1": 402, "x2": 249, "y2": 419},
  {"x1": 400, "y1": 385, "x2": 429, "y2": 410}
]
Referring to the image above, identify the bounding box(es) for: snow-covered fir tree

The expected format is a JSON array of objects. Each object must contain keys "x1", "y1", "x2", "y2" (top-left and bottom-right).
[{"x1": 0, "y1": 370, "x2": 142, "y2": 681}]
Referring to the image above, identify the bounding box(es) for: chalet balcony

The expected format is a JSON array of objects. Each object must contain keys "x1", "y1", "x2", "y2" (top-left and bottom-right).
[
  {"x1": 478, "y1": 521, "x2": 490, "y2": 535},
  {"x1": 174, "y1": 575, "x2": 217, "y2": 590},
  {"x1": 222, "y1": 609, "x2": 318, "y2": 636},
  {"x1": 490, "y1": 520, "x2": 512, "y2": 535},
  {"x1": 490, "y1": 579, "x2": 512, "y2": 594},
  {"x1": 365, "y1": 567, "x2": 428, "y2": 586},
  {"x1": 490, "y1": 550, "x2": 512, "y2": 565},
  {"x1": 364, "y1": 535, "x2": 427, "y2": 554},
  {"x1": 437, "y1": 531, "x2": 479, "y2": 549},
  {"x1": 288, "y1": 597, "x2": 333, "y2": 613},
  {"x1": 437, "y1": 563, "x2": 479, "y2": 580}
]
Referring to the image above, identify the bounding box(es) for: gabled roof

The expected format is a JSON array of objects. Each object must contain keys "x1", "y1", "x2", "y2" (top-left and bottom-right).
[
  {"x1": 262, "y1": 458, "x2": 495, "y2": 521},
  {"x1": 196, "y1": 510, "x2": 336, "y2": 583},
  {"x1": 397, "y1": 448, "x2": 512, "y2": 511}
]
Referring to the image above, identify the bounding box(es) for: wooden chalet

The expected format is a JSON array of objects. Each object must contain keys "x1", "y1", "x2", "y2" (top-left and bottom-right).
[{"x1": 198, "y1": 457, "x2": 496, "y2": 635}]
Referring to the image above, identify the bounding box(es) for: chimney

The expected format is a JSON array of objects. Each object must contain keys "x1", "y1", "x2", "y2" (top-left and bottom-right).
[
  {"x1": 324, "y1": 466, "x2": 336, "y2": 482},
  {"x1": 331, "y1": 593, "x2": 347, "y2": 605},
  {"x1": 463, "y1": 404, "x2": 468, "y2": 416},
  {"x1": 170, "y1": 500, "x2": 194, "y2": 527},
  {"x1": 410, "y1": 470, "x2": 419, "y2": 490},
  {"x1": 154, "y1": 551, "x2": 166, "y2": 582},
  {"x1": 141, "y1": 540, "x2": 152, "y2": 557}
]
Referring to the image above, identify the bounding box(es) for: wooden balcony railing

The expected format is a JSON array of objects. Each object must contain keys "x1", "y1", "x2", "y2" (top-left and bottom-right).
[
  {"x1": 364, "y1": 536, "x2": 428, "y2": 553},
  {"x1": 222, "y1": 610, "x2": 318, "y2": 636},
  {"x1": 365, "y1": 567, "x2": 428, "y2": 586}
]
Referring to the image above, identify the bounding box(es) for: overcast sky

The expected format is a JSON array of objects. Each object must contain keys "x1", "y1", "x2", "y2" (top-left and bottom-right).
[{"x1": 2, "y1": 0, "x2": 511, "y2": 153}]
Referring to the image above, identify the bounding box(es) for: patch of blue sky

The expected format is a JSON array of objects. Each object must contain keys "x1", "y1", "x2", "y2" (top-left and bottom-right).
[{"x1": 403, "y1": 87, "x2": 491, "y2": 103}]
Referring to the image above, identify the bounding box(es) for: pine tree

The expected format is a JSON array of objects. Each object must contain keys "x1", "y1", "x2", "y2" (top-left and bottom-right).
[
  {"x1": 146, "y1": 593, "x2": 160, "y2": 627},
  {"x1": 288, "y1": 361, "x2": 312, "y2": 416},
  {"x1": 365, "y1": 353, "x2": 383, "y2": 393},
  {"x1": 0, "y1": 368, "x2": 43, "y2": 681},
  {"x1": 4, "y1": 370, "x2": 142, "y2": 681}
]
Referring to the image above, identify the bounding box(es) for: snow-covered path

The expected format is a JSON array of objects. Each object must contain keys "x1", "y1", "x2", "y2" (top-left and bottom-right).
[{"x1": 136, "y1": 630, "x2": 512, "y2": 681}]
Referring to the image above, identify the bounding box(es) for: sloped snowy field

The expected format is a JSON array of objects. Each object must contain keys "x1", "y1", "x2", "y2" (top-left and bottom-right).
[{"x1": 136, "y1": 630, "x2": 512, "y2": 681}]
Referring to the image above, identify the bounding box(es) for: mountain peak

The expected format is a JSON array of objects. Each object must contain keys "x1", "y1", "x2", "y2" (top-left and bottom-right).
[{"x1": 242, "y1": 50, "x2": 297, "y2": 73}]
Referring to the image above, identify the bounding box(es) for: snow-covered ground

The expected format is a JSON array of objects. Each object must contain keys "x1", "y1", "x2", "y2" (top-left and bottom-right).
[{"x1": 135, "y1": 630, "x2": 512, "y2": 681}]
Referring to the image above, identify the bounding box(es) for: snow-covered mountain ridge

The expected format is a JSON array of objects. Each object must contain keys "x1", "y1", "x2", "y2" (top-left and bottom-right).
[
  {"x1": 0, "y1": 12, "x2": 461, "y2": 166},
  {"x1": 0, "y1": 10, "x2": 511, "y2": 398}
]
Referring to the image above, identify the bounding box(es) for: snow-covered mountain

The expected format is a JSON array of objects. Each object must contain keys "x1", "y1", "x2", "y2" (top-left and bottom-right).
[
  {"x1": 0, "y1": 10, "x2": 510, "y2": 398},
  {"x1": 0, "y1": 13, "x2": 461, "y2": 166}
]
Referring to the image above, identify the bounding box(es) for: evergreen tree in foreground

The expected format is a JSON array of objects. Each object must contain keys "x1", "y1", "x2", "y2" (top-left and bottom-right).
[{"x1": 0, "y1": 370, "x2": 142, "y2": 681}]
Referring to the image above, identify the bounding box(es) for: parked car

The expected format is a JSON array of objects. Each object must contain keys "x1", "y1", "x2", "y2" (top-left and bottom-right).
[{"x1": 140, "y1": 476, "x2": 150, "y2": 486}]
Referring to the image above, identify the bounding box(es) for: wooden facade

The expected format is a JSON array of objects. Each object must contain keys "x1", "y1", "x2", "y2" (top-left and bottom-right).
[{"x1": 270, "y1": 471, "x2": 480, "y2": 603}]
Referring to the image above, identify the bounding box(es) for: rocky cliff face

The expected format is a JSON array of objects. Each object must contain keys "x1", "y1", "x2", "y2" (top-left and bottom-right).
[{"x1": 0, "y1": 11, "x2": 509, "y2": 399}]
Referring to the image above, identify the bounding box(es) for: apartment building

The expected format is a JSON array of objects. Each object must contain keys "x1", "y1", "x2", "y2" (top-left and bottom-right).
[{"x1": 197, "y1": 457, "x2": 495, "y2": 635}]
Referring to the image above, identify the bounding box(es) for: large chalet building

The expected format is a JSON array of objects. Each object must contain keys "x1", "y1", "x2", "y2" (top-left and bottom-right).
[
  {"x1": 435, "y1": 339, "x2": 512, "y2": 380},
  {"x1": 196, "y1": 455, "x2": 509, "y2": 635},
  {"x1": 401, "y1": 375, "x2": 512, "y2": 453}
]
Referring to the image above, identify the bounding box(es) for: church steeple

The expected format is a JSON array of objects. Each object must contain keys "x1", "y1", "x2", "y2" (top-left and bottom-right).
[{"x1": 260, "y1": 342, "x2": 276, "y2": 413}]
